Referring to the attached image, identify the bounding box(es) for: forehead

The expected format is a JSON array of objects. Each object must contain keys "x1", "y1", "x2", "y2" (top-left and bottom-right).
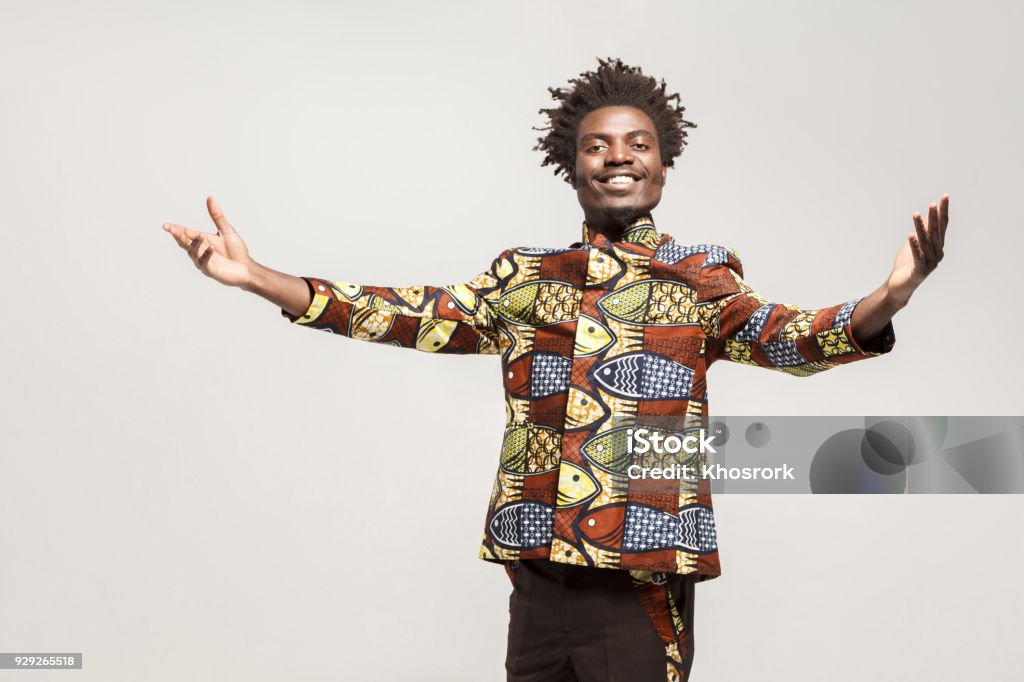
[{"x1": 577, "y1": 106, "x2": 657, "y2": 142}]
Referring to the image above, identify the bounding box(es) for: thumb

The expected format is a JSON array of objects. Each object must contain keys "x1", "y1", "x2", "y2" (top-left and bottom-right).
[{"x1": 207, "y1": 195, "x2": 238, "y2": 236}]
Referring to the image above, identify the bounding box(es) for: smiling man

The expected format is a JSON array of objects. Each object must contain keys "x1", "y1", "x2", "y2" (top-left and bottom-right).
[
  {"x1": 576, "y1": 105, "x2": 666, "y2": 226},
  {"x1": 164, "y1": 57, "x2": 948, "y2": 682}
]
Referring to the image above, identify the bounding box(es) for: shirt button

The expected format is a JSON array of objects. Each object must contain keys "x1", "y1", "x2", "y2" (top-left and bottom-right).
[
  {"x1": 503, "y1": 300, "x2": 510, "y2": 307},
  {"x1": 595, "y1": 444, "x2": 604, "y2": 452},
  {"x1": 508, "y1": 371, "x2": 514, "y2": 379},
  {"x1": 612, "y1": 298, "x2": 621, "y2": 305},
  {"x1": 587, "y1": 519, "x2": 596, "y2": 527},
  {"x1": 446, "y1": 301, "x2": 456, "y2": 309},
  {"x1": 317, "y1": 285, "x2": 325, "y2": 292}
]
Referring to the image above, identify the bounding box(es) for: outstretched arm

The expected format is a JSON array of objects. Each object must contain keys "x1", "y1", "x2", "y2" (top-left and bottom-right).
[
  {"x1": 162, "y1": 196, "x2": 312, "y2": 317},
  {"x1": 850, "y1": 194, "x2": 949, "y2": 346},
  {"x1": 163, "y1": 196, "x2": 509, "y2": 354}
]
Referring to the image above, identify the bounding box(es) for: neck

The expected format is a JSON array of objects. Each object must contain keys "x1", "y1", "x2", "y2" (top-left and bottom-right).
[{"x1": 583, "y1": 209, "x2": 653, "y2": 243}]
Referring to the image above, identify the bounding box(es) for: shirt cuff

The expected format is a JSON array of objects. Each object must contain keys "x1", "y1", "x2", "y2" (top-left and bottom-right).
[{"x1": 841, "y1": 297, "x2": 896, "y2": 356}]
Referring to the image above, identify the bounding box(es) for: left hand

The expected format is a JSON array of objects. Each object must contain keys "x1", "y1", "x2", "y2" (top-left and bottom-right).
[{"x1": 886, "y1": 194, "x2": 948, "y2": 308}]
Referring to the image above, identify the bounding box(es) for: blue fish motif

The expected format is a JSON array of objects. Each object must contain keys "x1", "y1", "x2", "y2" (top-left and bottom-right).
[
  {"x1": 676, "y1": 505, "x2": 718, "y2": 554},
  {"x1": 622, "y1": 504, "x2": 678, "y2": 552},
  {"x1": 653, "y1": 241, "x2": 731, "y2": 266},
  {"x1": 489, "y1": 501, "x2": 554, "y2": 549},
  {"x1": 530, "y1": 352, "x2": 572, "y2": 399},
  {"x1": 593, "y1": 352, "x2": 695, "y2": 400}
]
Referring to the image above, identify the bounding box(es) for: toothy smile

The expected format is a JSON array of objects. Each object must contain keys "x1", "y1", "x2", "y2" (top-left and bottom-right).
[{"x1": 598, "y1": 172, "x2": 643, "y2": 185}]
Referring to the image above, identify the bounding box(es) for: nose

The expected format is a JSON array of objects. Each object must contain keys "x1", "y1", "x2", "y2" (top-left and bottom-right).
[{"x1": 606, "y1": 140, "x2": 634, "y2": 165}]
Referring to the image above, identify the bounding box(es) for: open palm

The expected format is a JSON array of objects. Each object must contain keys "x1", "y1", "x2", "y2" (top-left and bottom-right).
[
  {"x1": 887, "y1": 194, "x2": 948, "y2": 307},
  {"x1": 163, "y1": 196, "x2": 254, "y2": 288}
]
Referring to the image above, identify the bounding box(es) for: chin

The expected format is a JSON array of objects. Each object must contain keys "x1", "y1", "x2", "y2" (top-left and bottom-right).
[{"x1": 600, "y1": 205, "x2": 647, "y2": 223}]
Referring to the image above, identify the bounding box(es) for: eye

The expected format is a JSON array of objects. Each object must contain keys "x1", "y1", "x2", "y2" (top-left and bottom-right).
[
  {"x1": 587, "y1": 144, "x2": 607, "y2": 153},
  {"x1": 633, "y1": 143, "x2": 649, "y2": 151}
]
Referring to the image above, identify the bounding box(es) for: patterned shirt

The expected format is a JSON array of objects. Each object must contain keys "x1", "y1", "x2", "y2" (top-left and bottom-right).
[{"x1": 281, "y1": 215, "x2": 895, "y2": 581}]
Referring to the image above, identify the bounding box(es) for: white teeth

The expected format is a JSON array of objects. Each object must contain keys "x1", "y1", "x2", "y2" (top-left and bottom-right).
[{"x1": 606, "y1": 176, "x2": 637, "y2": 184}]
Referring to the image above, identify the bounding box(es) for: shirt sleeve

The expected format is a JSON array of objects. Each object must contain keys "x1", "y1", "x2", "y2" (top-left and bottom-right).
[
  {"x1": 696, "y1": 247, "x2": 895, "y2": 376},
  {"x1": 280, "y1": 249, "x2": 512, "y2": 355}
]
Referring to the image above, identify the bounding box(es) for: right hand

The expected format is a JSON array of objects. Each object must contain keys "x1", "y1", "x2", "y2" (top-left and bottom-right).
[{"x1": 163, "y1": 196, "x2": 255, "y2": 289}]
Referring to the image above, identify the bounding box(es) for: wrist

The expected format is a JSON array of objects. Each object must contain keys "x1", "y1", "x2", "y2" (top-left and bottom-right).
[
  {"x1": 239, "y1": 259, "x2": 264, "y2": 294},
  {"x1": 880, "y1": 280, "x2": 911, "y2": 314}
]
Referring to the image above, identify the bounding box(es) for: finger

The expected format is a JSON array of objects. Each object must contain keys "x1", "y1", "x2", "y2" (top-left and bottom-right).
[
  {"x1": 189, "y1": 234, "x2": 212, "y2": 267},
  {"x1": 917, "y1": 201, "x2": 937, "y2": 262},
  {"x1": 166, "y1": 223, "x2": 202, "y2": 241},
  {"x1": 938, "y1": 194, "x2": 949, "y2": 246},
  {"x1": 198, "y1": 243, "x2": 215, "y2": 270},
  {"x1": 163, "y1": 223, "x2": 202, "y2": 249},
  {"x1": 207, "y1": 196, "x2": 238, "y2": 236},
  {"x1": 932, "y1": 198, "x2": 946, "y2": 264},
  {"x1": 924, "y1": 203, "x2": 941, "y2": 263},
  {"x1": 913, "y1": 213, "x2": 934, "y2": 270},
  {"x1": 162, "y1": 223, "x2": 186, "y2": 247},
  {"x1": 908, "y1": 234, "x2": 927, "y2": 271}
]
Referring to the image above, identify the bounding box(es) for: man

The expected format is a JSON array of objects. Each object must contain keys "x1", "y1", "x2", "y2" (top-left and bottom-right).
[{"x1": 164, "y1": 58, "x2": 948, "y2": 681}]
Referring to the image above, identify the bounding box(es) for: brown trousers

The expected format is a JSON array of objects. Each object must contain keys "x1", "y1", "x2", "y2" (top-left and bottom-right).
[{"x1": 505, "y1": 559, "x2": 696, "y2": 682}]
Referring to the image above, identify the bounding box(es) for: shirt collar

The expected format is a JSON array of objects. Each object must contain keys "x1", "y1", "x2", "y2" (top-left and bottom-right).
[{"x1": 579, "y1": 214, "x2": 667, "y2": 250}]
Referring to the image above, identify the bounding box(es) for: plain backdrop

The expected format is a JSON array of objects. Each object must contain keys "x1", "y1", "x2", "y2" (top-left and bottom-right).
[{"x1": 2, "y1": 1, "x2": 1022, "y2": 680}]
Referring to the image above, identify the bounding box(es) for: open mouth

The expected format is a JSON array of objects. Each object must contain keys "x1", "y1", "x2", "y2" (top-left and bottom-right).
[{"x1": 597, "y1": 172, "x2": 643, "y2": 188}]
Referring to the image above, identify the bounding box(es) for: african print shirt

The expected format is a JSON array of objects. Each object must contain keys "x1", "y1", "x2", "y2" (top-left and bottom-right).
[{"x1": 281, "y1": 215, "x2": 895, "y2": 581}]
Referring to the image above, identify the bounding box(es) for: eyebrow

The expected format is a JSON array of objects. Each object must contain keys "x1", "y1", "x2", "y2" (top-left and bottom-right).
[{"x1": 579, "y1": 129, "x2": 654, "y2": 144}]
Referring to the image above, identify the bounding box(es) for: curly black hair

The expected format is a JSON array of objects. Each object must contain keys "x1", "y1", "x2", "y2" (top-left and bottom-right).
[{"x1": 533, "y1": 57, "x2": 697, "y2": 186}]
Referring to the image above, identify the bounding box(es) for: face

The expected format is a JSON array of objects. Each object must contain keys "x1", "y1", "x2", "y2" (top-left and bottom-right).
[{"x1": 574, "y1": 105, "x2": 667, "y2": 225}]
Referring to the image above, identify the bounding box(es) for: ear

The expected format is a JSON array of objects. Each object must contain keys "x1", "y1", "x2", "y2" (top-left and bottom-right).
[{"x1": 658, "y1": 163, "x2": 668, "y2": 187}]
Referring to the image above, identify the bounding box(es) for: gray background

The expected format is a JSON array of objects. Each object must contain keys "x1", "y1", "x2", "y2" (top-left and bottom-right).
[{"x1": 1, "y1": 0, "x2": 1021, "y2": 679}]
